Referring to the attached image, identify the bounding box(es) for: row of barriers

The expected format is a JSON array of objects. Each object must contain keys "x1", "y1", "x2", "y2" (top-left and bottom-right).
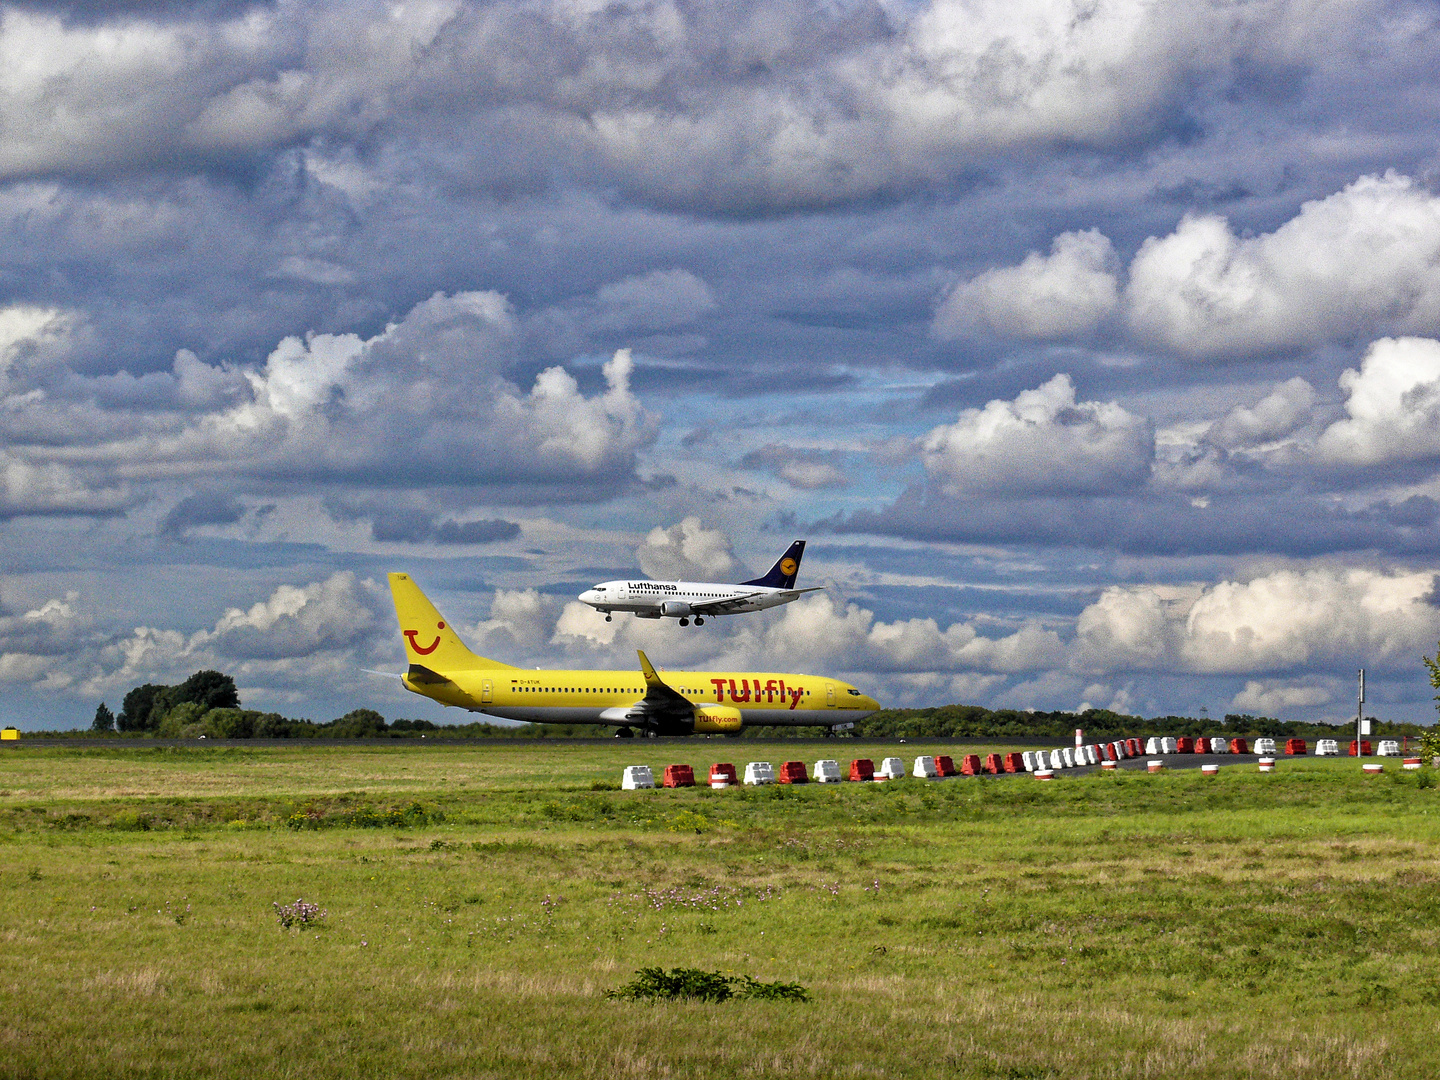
[
  {"x1": 618, "y1": 737, "x2": 1419, "y2": 788},
  {"x1": 625, "y1": 753, "x2": 1051, "y2": 789}
]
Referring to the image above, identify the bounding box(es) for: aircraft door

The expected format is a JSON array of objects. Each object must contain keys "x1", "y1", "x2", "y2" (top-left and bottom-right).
[
  {"x1": 826, "y1": 685, "x2": 835, "y2": 707},
  {"x1": 481, "y1": 679, "x2": 493, "y2": 703}
]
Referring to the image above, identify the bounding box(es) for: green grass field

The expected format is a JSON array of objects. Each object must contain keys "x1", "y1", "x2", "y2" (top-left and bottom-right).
[{"x1": 2, "y1": 742, "x2": 1438, "y2": 1079}]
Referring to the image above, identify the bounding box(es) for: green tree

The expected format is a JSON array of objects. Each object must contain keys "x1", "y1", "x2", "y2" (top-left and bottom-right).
[
  {"x1": 328, "y1": 709, "x2": 388, "y2": 737},
  {"x1": 174, "y1": 670, "x2": 240, "y2": 711},
  {"x1": 118, "y1": 684, "x2": 168, "y2": 732},
  {"x1": 91, "y1": 702, "x2": 115, "y2": 733}
]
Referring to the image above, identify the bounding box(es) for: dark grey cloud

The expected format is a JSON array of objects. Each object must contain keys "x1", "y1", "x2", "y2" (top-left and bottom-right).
[{"x1": 159, "y1": 491, "x2": 246, "y2": 537}]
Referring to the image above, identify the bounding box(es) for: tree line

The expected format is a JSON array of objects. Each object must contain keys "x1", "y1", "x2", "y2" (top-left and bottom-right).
[{"x1": 73, "y1": 670, "x2": 1427, "y2": 741}]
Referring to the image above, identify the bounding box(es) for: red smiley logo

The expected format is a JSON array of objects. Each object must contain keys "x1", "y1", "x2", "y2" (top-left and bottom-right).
[{"x1": 404, "y1": 621, "x2": 444, "y2": 655}]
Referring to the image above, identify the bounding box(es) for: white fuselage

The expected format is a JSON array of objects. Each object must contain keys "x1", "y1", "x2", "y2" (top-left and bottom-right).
[{"x1": 578, "y1": 579, "x2": 802, "y2": 620}]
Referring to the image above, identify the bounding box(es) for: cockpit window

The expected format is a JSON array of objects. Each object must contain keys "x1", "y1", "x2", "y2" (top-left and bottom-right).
[
  {"x1": 847, "y1": 689, "x2": 862, "y2": 696},
  {"x1": 594, "y1": 586, "x2": 606, "y2": 591}
]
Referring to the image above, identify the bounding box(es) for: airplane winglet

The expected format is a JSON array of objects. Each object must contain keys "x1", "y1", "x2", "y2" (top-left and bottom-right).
[{"x1": 637, "y1": 649, "x2": 661, "y2": 685}]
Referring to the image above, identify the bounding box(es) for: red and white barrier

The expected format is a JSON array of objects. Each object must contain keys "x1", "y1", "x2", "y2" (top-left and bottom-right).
[
  {"x1": 708, "y1": 763, "x2": 738, "y2": 788},
  {"x1": 1147, "y1": 760, "x2": 1164, "y2": 774},
  {"x1": 1200, "y1": 763, "x2": 1219, "y2": 776},
  {"x1": 1258, "y1": 757, "x2": 1275, "y2": 773}
]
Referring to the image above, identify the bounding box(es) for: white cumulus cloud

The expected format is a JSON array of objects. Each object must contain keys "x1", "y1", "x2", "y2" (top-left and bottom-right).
[
  {"x1": 1127, "y1": 173, "x2": 1440, "y2": 358},
  {"x1": 933, "y1": 229, "x2": 1119, "y2": 341},
  {"x1": 919, "y1": 374, "x2": 1154, "y2": 496}
]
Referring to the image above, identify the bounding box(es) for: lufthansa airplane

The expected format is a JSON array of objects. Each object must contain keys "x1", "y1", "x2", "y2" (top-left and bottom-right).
[
  {"x1": 577, "y1": 539, "x2": 821, "y2": 626},
  {"x1": 390, "y1": 572, "x2": 878, "y2": 737}
]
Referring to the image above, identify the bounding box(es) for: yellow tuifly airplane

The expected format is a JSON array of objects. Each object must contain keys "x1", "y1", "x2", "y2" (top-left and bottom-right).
[{"x1": 390, "y1": 572, "x2": 880, "y2": 737}]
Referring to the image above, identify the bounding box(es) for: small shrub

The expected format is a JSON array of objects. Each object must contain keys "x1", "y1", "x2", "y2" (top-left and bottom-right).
[
  {"x1": 606, "y1": 967, "x2": 809, "y2": 1003},
  {"x1": 274, "y1": 898, "x2": 327, "y2": 929}
]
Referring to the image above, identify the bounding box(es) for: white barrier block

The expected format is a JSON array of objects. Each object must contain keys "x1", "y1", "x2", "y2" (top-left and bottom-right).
[
  {"x1": 1022, "y1": 751, "x2": 1039, "y2": 772},
  {"x1": 1161, "y1": 737, "x2": 1178, "y2": 754},
  {"x1": 743, "y1": 761, "x2": 775, "y2": 785},
  {"x1": 1377, "y1": 740, "x2": 1401, "y2": 757},
  {"x1": 1210, "y1": 738, "x2": 1228, "y2": 754},
  {"x1": 913, "y1": 755, "x2": 939, "y2": 779},
  {"x1": 1145, "y1": 737, "x2": 1162, "y2": 755},
  {"x1": 1084, "y1": 746, "x2": 1099, "y2": 766},
  {"x1": 621, "y1": 765, "x2": 655, "y2": 790},
  {"x1": 813, "y1": 759, "x2": 842, "y2": 783},
  {"x1": 1253, "y1": 737, "x2": 1277, "y2": 756},
  {"x1": 877, "y1": 756, "x2": 906, "y2": 781},
  {"x1": 1061, "y1": 748, "x2": 1077, "y2": 769},
  {"x1": 1315, "y1": 739, "x2": 1340, "y2": 757}
]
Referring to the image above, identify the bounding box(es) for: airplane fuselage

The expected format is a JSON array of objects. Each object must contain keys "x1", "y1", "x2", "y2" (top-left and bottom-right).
[
  {"x1": 403, "y1": 663, "x2": 877, "y2": 734},
  {"x1": 578, "y1": 580, "x2": 805, "y2": 620}
]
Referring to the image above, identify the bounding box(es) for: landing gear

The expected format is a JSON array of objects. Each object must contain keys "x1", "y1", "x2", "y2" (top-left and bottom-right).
[
  {"x1": 694, "y1": 617, "x2": 704, "y2": 626},
  {"x1": 679, "y1": 618, "x2": 689, "y2": 626},
  {"x1": 605, "y1": 614, "x2": 612, "y2": 622},
  {"x1": 615, "y1": 727, "x2": 634, "y2": 738}
]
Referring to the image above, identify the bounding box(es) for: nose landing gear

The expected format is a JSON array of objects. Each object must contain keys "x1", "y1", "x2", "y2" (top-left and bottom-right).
[{"x1": 605, "y1": 615, "x2": 612, "y2": 622}]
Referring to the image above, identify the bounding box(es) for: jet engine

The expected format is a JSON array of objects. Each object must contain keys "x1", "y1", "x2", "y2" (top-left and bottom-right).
[
  {"x1": 660, "y1": 601, "x2": 693, "y2": 618},
  {"x1": 693, "y1": 706, "x2": 743, "y2": 734}
]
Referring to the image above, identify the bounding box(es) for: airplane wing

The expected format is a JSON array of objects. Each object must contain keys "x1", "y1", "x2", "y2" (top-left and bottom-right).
[
  {"x1": 635, "y1": 650, "x2": 696, "y2": 718},
  {"x1": 687, "y1": 590, "x2": 763, "y2": 614},
  {"x1": 688, "y1": 586, "x2": 825, "y2": 614}
]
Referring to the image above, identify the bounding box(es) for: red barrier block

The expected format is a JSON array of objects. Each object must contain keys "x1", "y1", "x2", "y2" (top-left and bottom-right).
[
  {"x1": 663, "y1": 764, "x2": 696, "y2": 788},
  {"x1": 1176, "y1": 737, "x2": 1194, "y2": 754},
  {"x1": 778, "y1": 760, "x2": 809, "y2": 784},
  {"x1": 849, "y1": 758, "x2": 875, "y2": 782},
  {"x1": 960, "y1": 753, "x2": 982, "y2": 776},
  {"x1": 1101, "y1": 743, "x2": 1118, "y2": 762},
  {"x1": 1129, "y1": 738, "x2": 1143, "y2": 756},
  {"x1": 1229, "y1": 738, "x2": 1248, "y2": 755},
  {"x1": 934, "y1": 755, "x2": 957, "y2": 777},
  {"x1": 708, "y1": 763, "x2": 738, "y2": 786},
  {"x1": 1003, "y1": 752, "x2": 1024, "y2": 773},
  {"x1": 983, "y1": 753, "x2": 1004, "y2": 775},
  {"x1": 1285, "y1": 738, "x2": 1307, "y2": 756},
  {"x1": 1348, "y1": 740, "x2": 1373, "y2": 757}
]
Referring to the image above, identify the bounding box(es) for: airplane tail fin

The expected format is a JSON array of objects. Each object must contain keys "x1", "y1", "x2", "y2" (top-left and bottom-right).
[
  {"x1": 741, "y1": 539, "x2": 806, "y2": 589},
  {"x1": 387, "y1": 573, "x2": 515, "y2": 671}
]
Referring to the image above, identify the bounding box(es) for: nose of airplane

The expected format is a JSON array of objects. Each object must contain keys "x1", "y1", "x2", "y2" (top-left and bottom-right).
[{"x1": 578, "y1": 588, "x2": 599, "y2": 604}]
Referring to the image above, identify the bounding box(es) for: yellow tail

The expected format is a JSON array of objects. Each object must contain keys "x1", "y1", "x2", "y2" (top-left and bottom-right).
[{"x1": 387, "y1": 573, "x2": 515, "y2": 671}]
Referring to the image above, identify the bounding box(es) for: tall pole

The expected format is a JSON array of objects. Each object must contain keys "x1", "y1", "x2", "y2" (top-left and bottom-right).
[{"x1": 1357, "y1": 668, "x2": 1365, "y2": 753}]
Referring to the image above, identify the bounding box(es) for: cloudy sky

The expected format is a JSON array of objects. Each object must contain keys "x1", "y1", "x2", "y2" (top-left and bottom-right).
[{"x1": 6, "y1": 0, "x2": 1440, "y2": 729}]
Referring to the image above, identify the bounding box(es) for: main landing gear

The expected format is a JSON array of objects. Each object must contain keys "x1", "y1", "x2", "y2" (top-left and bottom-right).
[
  {"x1": 678, "y1": 617, "x2": 704, "y2": 627},
  {"x1": 615, "y1": 727, "x2": 634, "y2": 738}
]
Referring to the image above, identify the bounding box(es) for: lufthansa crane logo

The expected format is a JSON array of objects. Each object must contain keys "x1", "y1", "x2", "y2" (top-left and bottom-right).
[
  {"x1": 404, "y1": 621, "x2": 445, "y2": 655},
  {"x1": 780, "y1": 558, "x2": 798, "y2": 576}
]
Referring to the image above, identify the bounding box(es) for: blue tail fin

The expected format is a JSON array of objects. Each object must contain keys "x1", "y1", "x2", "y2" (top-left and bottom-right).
[{"x1": 741, "y1": 540, "x2": 806, "y2": 589}]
